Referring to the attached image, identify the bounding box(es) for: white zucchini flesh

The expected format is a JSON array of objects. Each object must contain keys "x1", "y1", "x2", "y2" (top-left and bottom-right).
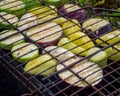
[
  {"x1": 0, "y1": 12, "x2": 19, "y2": 26},
  {"x1": 57, "y1": 57, "x2": 103, "y2": 87},
  {"x1": 43, "y1": 46, "x2": 75, "y2": 61},
  {"x1": 11, "y1": 43, "x2": 39, "y2": 62},
  {"x1": 0, "y1": 30, "x2": 24, "y2": 49},
  {"x1": 0, "y1": 0, "x2": 25, "y2": 11},
  {"x1": 18, "y1": 13, "x2": 38, "y2": 31}
]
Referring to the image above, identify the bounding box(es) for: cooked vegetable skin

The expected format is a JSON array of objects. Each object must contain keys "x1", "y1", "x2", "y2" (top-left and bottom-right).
[
  {"x1": 11, "y1": 43, "x2": 39, "y2": 63},
  {"x1": 82, "y1": 18, "x2": 112, "y2": 36},
  {"x1": 0, "y1": 12, "x2": 19, "y2": 28},
  {"x1": 57, "y1": 57, "x2": 103, "y2": 87},
  {"x1": 24, "y1": 54, "x2": 57, "y2": 76},
  {"x1": 0, "y1": 0, "x2": 25, "y2": 17},
  {"x1": 26, "y1": 22, "x2": 63, "y2": 46},
  {"x1": 0, "y1": 30, "x2": 24, "y2": 50},
  {"x1": 58, "y1": 4, "x2": 87, "y2": 22}
]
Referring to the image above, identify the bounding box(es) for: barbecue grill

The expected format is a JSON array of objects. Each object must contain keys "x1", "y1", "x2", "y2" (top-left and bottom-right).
[{"x1": 0, "y1": 0, "x2": 120, "y2": 96}]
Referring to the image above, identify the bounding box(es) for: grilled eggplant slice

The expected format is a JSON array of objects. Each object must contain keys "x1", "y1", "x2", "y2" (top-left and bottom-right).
[
  {"x1": 26, "y1": 22, "x2": 63, "y2": 46},
  {"x1": 57, "y1": 57, "x2": 103, "y2": 87},
  {"x1": 11, "y1": 43, "x2": 39, "y2": 63},
  {"x1": 0, "y1": 30, "x2": 24, "y2": 50},
  {"x1": 82, "y1": 18, "x2": 112, "y2": 36},
  {"x1": 58, "y1": 4, "x2": 87, "y2": 22}
]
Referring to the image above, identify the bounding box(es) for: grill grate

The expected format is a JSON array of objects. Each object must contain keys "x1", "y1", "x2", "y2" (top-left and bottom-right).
[{"x1": 0, "y1": 0, "x2": 120, "y2": 96}]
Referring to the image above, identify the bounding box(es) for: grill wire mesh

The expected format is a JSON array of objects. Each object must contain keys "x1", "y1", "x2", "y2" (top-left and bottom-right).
[{"x1": 0, "y1": 0, "x2": 120, "y2": 96}]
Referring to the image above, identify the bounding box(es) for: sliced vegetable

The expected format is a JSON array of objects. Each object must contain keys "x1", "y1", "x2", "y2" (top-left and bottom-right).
[
  {"x1": 86, "y1": 47, "x2": 108, "y2": 67},
  {"x1": 18, "y1": 13, "x2": 38, "y2": 32},
  {"x1": 67, "y1": 32, "x2": 95, "y2": 50},
  {"x1": 58, "y1": 4, "x2": 87, "y2": 22},
  {"x1": 43, "y1": 46, "x2": 75, "y2": 61},
  {"x1": 82, "y1": 18, "x2": 112, "y2": 36},
  {"x1": 0, "y1": 30, "x2": 24, "y2": 50},
  {"x1": 26, "y1": 22, "x2": 63, "y2": 46},
  {"x1": 11, "y1": 43, "x2": 39, "y2": 63},
  {"x1": 0, "y1": 0, "x2": 25, "y2": 17},
  {"x1": 58, "y1": 38, "x2": 86, "y2": 56},
  {"x1": 62, "y1": 19, "x2": 81, "y2": 36},
  {"x1": 96, "y1": 30, "x2": 120, "y2": 47},
  {"x1": 57, "y1": 57, "x2": 103, "y2": 87},
  {"x1": 28, "y1": 6, "x2": 58, "y2": 17},
  {"x1": 0, "y1": 12, "x2": 19, "y2": 29},
  {"x1": 105, "y1": 44, "x2": 120, "y2": 61},
  {"x1": 24, "y1": 54, "x2": 57, "y2": 76}
]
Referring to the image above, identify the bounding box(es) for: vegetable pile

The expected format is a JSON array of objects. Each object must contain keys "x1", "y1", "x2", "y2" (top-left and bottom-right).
[{"x1": 0, "y1": 0, "x2": 120, "y2": 88}]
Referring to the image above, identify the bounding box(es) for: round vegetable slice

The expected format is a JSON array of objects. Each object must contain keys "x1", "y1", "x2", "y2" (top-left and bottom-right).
[
  {"x1": 43, "y1": 46, "x2": 75, "y2": 61},
  {"x1": 0, "y1": 12, "x2": 19, "y2": 29},
  {"x1": 0, "y1": 30, "x2": 24, "y2": 50},
  {"x1": 86, "y1": 47, "x2": 108, "y2": 67},
  {"x1": 11, "y1": 43, "x2": 39, "y2": 63},
  {"x1": 0, "y1": 0, "x2": 25, "y2": 17},
  {"x1": 58, "y1": 4, "x2": 87, "y2": 22},
  {"x1": 57, "y1": 57, "x2": 103, "y2": 87},
  {"x1": 26, "y1": 22, "x2": 63, "y2": 46},
  {"x1": 18, "y1": 13, "x2": 38, "y2": 32},
  {"x1": 58, "y1": 38, "x2": 86, "y2": 56},
  {"x1": 96, "y1": 30, "x2": 120, "y2": 47},
  {"x1": 82, "y1": 18, "x2": 112, "y2": 36},
  {"x1": 24, "y1": 54, "x2": 57, "y2": 76}
]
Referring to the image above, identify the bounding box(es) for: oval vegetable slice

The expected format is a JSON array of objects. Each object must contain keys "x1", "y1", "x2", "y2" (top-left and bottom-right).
[
  {"x1": 26, "y1": 22, "x2": 63, "y2": 46},
  {"x1": 82, "y1": 18, "x2": 112, "y2": 36},
  {"x1": 0, "y1": 0, "x2": 25, "y2": 17},
  {"x1": 58, "y1": 4, "x2": 87, "y2": 22},
  {"x1": 57, "y1": 57, "x2": 103, "y2": 87},
  {"x1": 18, "y1": 13, "x2": 37, "y2": 32},
  {"x1": 11, "y1": 43, "x2": 39, "y2": 63},
  {"x1": 0, "y1": 30, "x2": 24, "y2": 50},
  {"x1": 24, "y1": 54, "x2": 57, "y2": 76},
  {"x1": 0, "y1": 12, "x2": 19, "y2": 29},
  {"x1": 58, "y1": 38, "x2": 86, "y2": 56},
  {"x1": 43, "y1": 46, "x2": 75, "y2": 61},
  {"x1": 86, "y1": 47, "x2": 108, "y2": 67}
]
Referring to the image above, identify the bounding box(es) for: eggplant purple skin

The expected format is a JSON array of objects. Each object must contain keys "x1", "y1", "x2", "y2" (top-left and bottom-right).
[
  {"x1": 85, "y1": 24, "x2": 112, "y2": 38},
  {"x1": 58, "y1": 4, "x2": 87, "y2": 22}
]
